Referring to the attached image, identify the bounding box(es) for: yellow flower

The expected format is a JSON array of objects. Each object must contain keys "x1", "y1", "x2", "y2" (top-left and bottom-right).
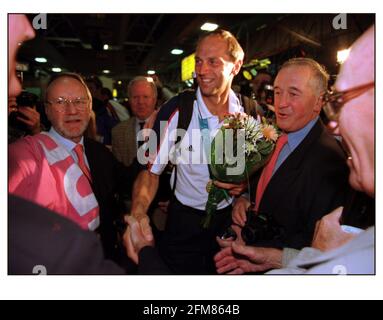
[{"x1": 262, "y1": 124, "x2": 279, "y2": 142}]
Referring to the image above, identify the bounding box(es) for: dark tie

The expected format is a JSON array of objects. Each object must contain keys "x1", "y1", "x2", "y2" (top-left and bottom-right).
[
  {"x1": 255, "y1": 134, "x2": 288, "y2": 211},
  {"x1": 73, "y1": 144, "x2": 92, "y2": 182},
  {"x1": 137, "y1": 121, "x2": 145, "y2": 148}
]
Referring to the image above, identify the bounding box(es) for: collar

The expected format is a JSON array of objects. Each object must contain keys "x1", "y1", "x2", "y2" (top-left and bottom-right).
[
  {"x1": 49, "y1": 127, "x2": 84, "y2": 153},
  {"x1": 196, "y1": 87, "x2": 243, "y2": 120},
  {"x1": 135, "y1": 116, "x2": 150, "y2": 123},
  {"x1": 286, "y1": 116, "x2": 319, "y2": 152}
]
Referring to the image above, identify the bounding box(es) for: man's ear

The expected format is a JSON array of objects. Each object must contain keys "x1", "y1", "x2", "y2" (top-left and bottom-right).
[
  {"x1": 231, "y1": 59, "x2": 243, "y2": 76},
  {"x1": 314, "y1": 93, "x2": 324, "y2": 113}
]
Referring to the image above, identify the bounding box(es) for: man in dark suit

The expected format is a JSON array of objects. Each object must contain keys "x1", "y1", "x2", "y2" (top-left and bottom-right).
[
  {"x1": 228, "y1": 58, "x2": 350, "y2": 251},
  {"x1": 112, "y1": 76, "x2": 157, "y2": 169}
]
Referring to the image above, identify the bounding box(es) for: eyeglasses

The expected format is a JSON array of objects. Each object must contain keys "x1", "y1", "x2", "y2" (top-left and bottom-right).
[
  {"x1": 46, "y1": 97, "x2": 89, "y2": 113},
  {"x1": 323, "y1": 82, "x2": 374, "y2": 122}
]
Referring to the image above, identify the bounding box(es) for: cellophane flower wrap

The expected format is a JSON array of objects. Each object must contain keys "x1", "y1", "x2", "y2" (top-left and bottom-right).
[{"x1": 203, "y1": 113, "x2": 280, "y2": 228}]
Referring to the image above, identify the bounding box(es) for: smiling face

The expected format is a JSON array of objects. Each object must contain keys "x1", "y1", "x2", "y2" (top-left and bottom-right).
[
  {"x1": 274, "y1": 65, "x2": 322, "y2": 132},
  {"x1": 335, "y1": 27, "x2": 375, "y2": 196},
  {"x1": 45, "y1": 77, "x2": 92, "y2": 143},
  {"x1": 195, "y1": 35, "x2": 242, "y2": 99}
]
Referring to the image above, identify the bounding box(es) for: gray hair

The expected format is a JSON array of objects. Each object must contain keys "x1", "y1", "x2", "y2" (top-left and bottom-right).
[
  {"x1": 280, "y1": 58, "x2": 329, "y2": 95},
  {"x1": 127, "y1": 76, "x2": 157, "y2": 100}
]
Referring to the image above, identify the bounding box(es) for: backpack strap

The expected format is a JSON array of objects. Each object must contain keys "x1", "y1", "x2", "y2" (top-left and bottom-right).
[
  {"x1": 176, "y1": 89, "x2": 196, "y2": 133},
  {"x1": 171, "y1": 89, "x2": 196, "y2": 195}
]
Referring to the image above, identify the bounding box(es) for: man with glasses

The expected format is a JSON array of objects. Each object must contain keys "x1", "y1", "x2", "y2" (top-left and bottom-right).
[
  {"x1": 214, "y1": 26, "x2": 374, "y2": 274},
  {"x1": 9, "y1": 72, "x2": 132, "y2": 265}
]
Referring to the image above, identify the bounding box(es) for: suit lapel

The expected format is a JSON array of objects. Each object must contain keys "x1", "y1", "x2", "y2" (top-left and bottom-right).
[
  {"x1": 83, "y1": 138, "x2": 98, "y2": 191},
  {"x1": 259, "y1": 120, "x2": 324, "y2": 211},
  {"x1": 126, "y1": 118, "x2": 137, "y2": 164}
]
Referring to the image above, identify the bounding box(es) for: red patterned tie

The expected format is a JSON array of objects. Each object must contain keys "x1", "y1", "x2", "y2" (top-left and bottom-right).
[
  {"x1": 255, "y1": 134, "x2": 288, "y2": 211},
  {"x1": 73, "y1": 144, "x2": 92, "y2": 182}
]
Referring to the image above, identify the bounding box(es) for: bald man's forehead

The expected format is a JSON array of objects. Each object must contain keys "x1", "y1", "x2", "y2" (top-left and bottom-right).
[
  {"x1": 336, "y1": 27, "x2": 374, "y2": 91},
  {"x1": 47, "y1": 77, "x2": 88, "y2": 97}
]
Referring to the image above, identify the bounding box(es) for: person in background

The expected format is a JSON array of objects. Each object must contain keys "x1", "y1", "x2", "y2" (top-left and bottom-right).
[
  {"x1": 100, "y1": 87, "x2": 130, "y2": 122},
  {"x1": 249, "y1": 70, "x2": 274, "y2": 118},
  {"x1": 8, "y1": 90, "x2": 43, "y2": 144},
  {"x1": 112, "y1": 76, "x2": 157, "y2": 169},
  {"x1": 150, "y1": 74, "x2": 176, "y2": 108},
  {"x1": 86, "y1": 75, "x2": 119, "y2": 146}
]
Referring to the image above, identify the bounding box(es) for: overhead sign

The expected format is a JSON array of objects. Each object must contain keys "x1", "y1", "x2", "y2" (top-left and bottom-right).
[{"x1": 181, "y1": 53, "x2": 195, "y2": 82}]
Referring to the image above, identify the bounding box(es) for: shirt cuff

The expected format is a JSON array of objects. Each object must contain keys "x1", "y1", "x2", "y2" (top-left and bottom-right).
[{"x1": 282, "y1": 247, "x2": 300, "y2": 267}]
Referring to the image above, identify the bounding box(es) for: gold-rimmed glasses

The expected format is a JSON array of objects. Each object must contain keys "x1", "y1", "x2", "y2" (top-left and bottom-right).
[
  {"x1": 323, "y1": 82, "x2": 374, "y2": 123},
  {"x1": 46, "y1": 97, "x2": 89, "y2": 113}
]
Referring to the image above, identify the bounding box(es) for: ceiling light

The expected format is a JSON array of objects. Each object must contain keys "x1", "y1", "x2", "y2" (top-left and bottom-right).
[
  {"x1": 171, "y1": 49, "x2": 184, "y2": 55},
  {"x1": 337, "y1": 49, "x2": 350, "y2": 64},
  {"x1": 200, "y1": 22, "x2": 219, "y2": 31},
  {"x1": 103, "y1": 44, "x2": 109, "y2": 50},
  {"x1": 117, "y1": 80, "x2": 122, "y2": 85},
  {"x1": 35, "y1": 57, "x2": 47, "y2": 63},
  {"x1": 102, "y1": 69, "x2": 111, "y2": 74},
  {"x1": 147, "y1": 70, "x2": 156, "y2": 75},
  {"x1": 51, "y1": 67, "x2": 62, "y2": 73}
]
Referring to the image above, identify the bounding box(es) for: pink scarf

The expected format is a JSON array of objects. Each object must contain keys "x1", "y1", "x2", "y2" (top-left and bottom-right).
[{"x1": 9, "y1": 132, "x2": 100, "y2": 231}]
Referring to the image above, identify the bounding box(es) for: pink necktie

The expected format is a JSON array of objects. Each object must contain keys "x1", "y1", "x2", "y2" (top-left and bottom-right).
[
  {"x1": 255, "y1": 134, "x2": 288, "y2": 211},
  {"x1": 73, "y1": 144, "x2": 92, "y2": 182}
]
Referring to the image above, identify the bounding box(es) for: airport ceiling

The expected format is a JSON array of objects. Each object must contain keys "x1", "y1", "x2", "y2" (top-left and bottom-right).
[{"x1": 18, "y1": 13, "x2": 374, "y2": 86}]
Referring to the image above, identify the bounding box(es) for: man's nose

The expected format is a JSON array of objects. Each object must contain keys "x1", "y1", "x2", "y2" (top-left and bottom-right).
[
  {"x1": 137, "y1": 97, "x2": 146, "y2": 104},
  {"x1": 66, "y1": 101, "x2": 79, "y2": 113},
  {"x1": 277, "y1": 93, "x2": 289, "y2": 108}
]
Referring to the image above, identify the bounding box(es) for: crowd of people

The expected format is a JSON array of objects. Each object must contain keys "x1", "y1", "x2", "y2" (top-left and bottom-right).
[{"x1": 8, "y1": 14, "x2": 374, "y2": 276}]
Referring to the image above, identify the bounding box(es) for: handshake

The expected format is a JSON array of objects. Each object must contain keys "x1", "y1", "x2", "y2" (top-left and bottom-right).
[{"x1": 123, "y1": 215, "x2": 154, "y2": 264}]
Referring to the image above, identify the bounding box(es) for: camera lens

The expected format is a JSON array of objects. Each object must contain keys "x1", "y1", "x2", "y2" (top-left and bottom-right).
[
  {"x1": 220, "y1": 226, "x2": 237, "y2": 241},
  {"x1": 16, "y1": 91, "x2": 38, "y2": 108}
]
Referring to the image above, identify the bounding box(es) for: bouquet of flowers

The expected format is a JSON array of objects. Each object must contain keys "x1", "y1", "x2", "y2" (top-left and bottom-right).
[{"x1": 203, "y1": 112, "x2": 280, "y2": 228}]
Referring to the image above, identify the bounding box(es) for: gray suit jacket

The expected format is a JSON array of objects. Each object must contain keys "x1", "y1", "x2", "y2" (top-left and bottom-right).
[
  {"x1": 112, "y1": 117, "x2": 137, "y2": 167},
  {"x1": 268, "y1": 227, "x2": 374, "y2": 275}
]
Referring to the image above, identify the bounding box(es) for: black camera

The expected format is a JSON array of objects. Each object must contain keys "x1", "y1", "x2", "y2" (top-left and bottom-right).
[
  {"x1": 16, "y1": 91, "x2": 38, "y2": 108},
  {"x1": 241, "y1": 208, "x2": 283, "y2": 245},
  {"x1": 9, "y1": 91, "x2": 39, "y2": 132}
]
